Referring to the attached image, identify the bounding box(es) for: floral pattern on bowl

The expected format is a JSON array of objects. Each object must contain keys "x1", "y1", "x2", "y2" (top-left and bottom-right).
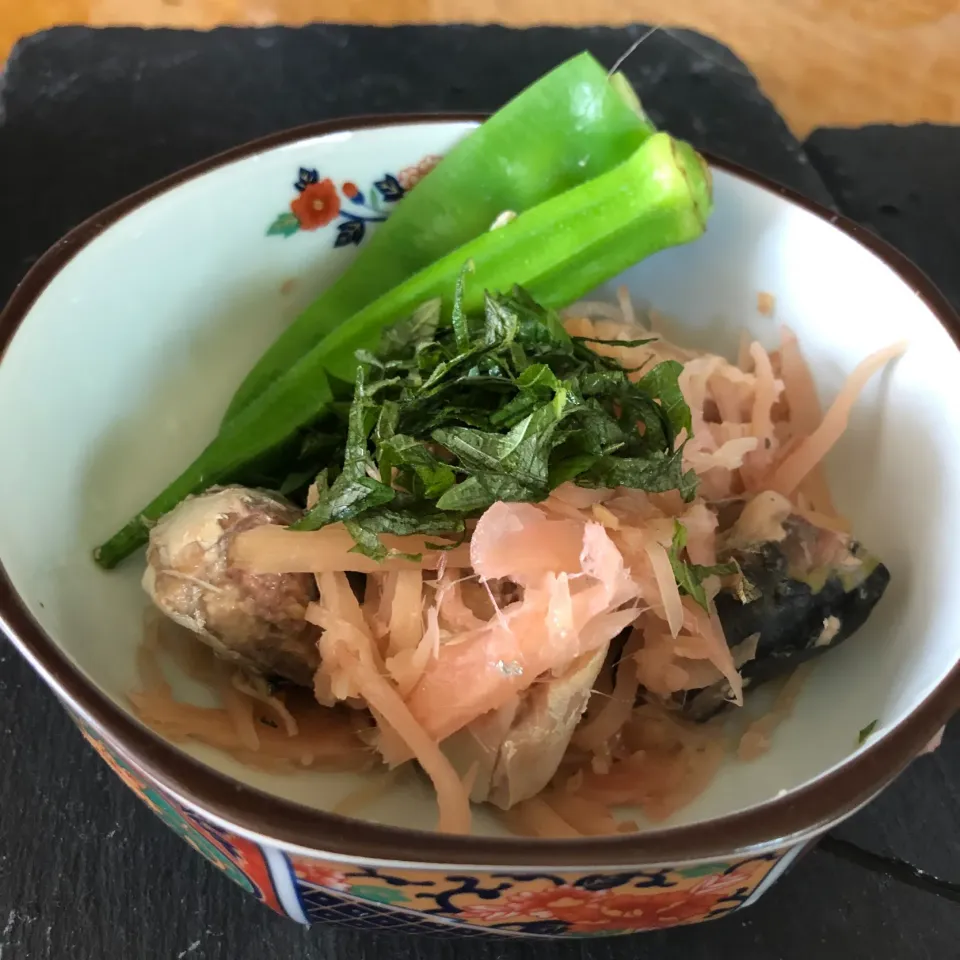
[
  {"x1": 267, "y1": 154, "x2": 443, "y2": 247},
  {"x1": 285, "y1": 852, "x2": 788, "y2": 937},
  {"x1": 75, "y1": 713, "x2": 793, "y2": 937}
]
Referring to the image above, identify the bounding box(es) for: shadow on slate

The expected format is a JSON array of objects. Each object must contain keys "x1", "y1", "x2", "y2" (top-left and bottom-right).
[
  {"x1": 0, "y1": 23, "x2": 834, "y2": 302},
  {"x1": 806, "y1": 124, "x2": 960, "y2": 311},
  {"x1": 0, "y1": 22, "x2": 958, "y2": 960}
]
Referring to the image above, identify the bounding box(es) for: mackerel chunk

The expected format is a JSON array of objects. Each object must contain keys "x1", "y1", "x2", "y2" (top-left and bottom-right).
[
  {"x1": 442, "y1": 645, "x2": 608, "y2": 809},
  {"x1": 683, "y1": 506, "x2": 890, "y2": 721},
  {"x1": 142, "y1": 486, "x2": 319, "y2": 686}
]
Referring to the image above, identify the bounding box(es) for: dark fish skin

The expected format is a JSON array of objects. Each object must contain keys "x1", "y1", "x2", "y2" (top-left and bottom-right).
[{"x1": 682, "y1": 536, "x2": 890, "y2": 721}]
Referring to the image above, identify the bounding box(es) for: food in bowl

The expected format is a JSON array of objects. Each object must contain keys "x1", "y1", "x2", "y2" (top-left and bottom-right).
[
  {"x1": 124, "y1": 279, "x2": 901, "y2": 836},
  {"x1": 88, "y1": 51, "x2": 903, "y2": 836}
]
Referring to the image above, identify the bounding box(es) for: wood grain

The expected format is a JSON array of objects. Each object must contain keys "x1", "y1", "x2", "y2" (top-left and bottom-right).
[{"x1": 0, "y1": 0, "x2": 957, "y2": 135}]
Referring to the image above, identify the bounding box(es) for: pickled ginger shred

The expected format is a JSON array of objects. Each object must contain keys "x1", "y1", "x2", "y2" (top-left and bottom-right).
[
  {"x1": 769, "y1": 342, "x2": 906, "y2": 496},
  {"x1": 146, "y1": 292, "x2": 902, "y2": 837},
  {"x1": 405, "y1": 505, "x2": 641, "y2": 742}
]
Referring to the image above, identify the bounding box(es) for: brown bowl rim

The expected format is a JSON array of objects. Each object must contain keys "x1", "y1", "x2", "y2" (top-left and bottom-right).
[{"x1": 1, "y1": 113, "x2": 958, "y2": 869}]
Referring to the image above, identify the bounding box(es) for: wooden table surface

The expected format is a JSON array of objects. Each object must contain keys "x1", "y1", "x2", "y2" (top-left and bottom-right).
[{"x1": 1, "y1": 0, "x2": 958, "y2": 135}]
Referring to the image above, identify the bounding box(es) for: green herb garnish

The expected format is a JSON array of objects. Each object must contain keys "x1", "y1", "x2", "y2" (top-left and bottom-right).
[
  {"x1": 295, "y1": 279, "x2": 698, "y2": 559},
  {"x1": 858, "y1": 719, "x2": 879, "y2": 745},
  {"x1": 668, "y1": 520, "x2": 739, "y2": 611}
]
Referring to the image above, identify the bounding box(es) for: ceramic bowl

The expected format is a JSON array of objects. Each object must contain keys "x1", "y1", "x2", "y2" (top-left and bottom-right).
[{"x1": 1, "y1": 116, "x2": 958, "y2": 939}]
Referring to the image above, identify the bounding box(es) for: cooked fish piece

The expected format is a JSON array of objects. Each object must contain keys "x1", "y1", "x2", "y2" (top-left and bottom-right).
[
  {"x1": 443, "y1": 645, "x2": 608, "y2": 810},
  {"x1": 142, "y1": 485, "x2": 319, "y2": 686},
  {"x1": 683, "y1": 509, "x2": 890, "y2": 721}
]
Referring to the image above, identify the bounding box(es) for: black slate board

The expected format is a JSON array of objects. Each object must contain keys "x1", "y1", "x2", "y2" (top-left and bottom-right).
[
  {"x1": 806, "y1": 124, "x2": 960, "y2": 312},
  {"x1": 0, "y1": 24, "x2": 957, "y2": 960}
]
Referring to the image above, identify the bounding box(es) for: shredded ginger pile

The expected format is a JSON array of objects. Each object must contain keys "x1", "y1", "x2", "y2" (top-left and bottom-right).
[{"x1": 133, "y1": 291, "x2": 905, "y2": 837}]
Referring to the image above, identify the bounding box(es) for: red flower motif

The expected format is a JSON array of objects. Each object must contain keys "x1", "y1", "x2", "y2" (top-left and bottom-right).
[
  {"x1": 291, "y1": 178, "x2": 341, "y2": 230},
  {"x1": 603, "y1": 889, "x2": 723, "y2": 929},
  {"x1": 397, "y1": 154, "x2": 442, "y2": 191},
  {"x1": 292, "y1": 860, "x2": 350, "y2": 891},
  {"x1": 690, "y1": 870, "x2": 753, "y2": 896},
  {"x1": 459, "y1": 886, "x2": 598, "y2": 925},
  {"x1": 342, "y1": 181, "x2": 359, "y2": 199},
  {"x1": 458, "y1": 883, "x2": 732, "y2": 932}
]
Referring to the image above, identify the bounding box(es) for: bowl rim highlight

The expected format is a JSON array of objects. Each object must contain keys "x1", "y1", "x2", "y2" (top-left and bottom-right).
[{"x1": 0, "y1": 113, "x2": 957, "y2": 869}]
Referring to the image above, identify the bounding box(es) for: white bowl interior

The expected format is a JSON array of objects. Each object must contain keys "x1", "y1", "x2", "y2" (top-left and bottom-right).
[{"x1": 1, "y1": 120, "x2": 958, "y2": 839}]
